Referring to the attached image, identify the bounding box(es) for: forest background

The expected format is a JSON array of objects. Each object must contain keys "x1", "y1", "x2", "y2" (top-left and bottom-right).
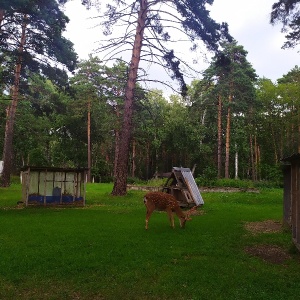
[{"x1": 1, "y1": 0, "x2": 300, "y2": 188}]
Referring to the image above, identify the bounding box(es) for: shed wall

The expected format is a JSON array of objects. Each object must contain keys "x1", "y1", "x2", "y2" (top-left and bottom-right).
[
  {"x1": 22, "y1": 167, "x2": 86, "y2": 206},
  {"x1": 282, "y1": 155, "x2": 300, "y2": 250}
]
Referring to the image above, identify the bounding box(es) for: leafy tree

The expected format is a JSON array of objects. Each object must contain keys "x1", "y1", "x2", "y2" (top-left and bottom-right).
[
  {"x1": 70, "y1": 57, "x2": 129, "y2": 182},
  {"x1": 278, "y1": 65, "x2": 300, "y2": 83},
  {"x1": 71, "y1": 55, "x2": 108, "y2": 182},
  {"x1": 255, "y1": 78, "x2": 282, "y2": 165},
  {"x1": 0, "y1": 0, "x2": 77, "y2": 186},
  {"x1": 277, "y1": 66, "x2": 300, "y2": 154},
  {"x1": 256, "y1": 68, "x2": 300, "y2": 170},
  {"x1": 134, "y1": 89, "x2": 169, "y2": 178},
  {"x1": 10, "y1": 75, "x2": 72, "y2": 168},
  {"x1": 83, "y1": 0, "x2": 231, "y2": 195},
  {"x1": 134, "y1": 90, "x2": 199, "y2": 178},
  {"x1": 186, "y1": 79, "x2": 217, "y2": 175}
]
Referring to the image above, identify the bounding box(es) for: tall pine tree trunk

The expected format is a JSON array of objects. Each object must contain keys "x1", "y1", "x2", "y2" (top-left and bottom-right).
[
  {"x1": 254, "y1": 134, "x2": 258, "y2": 181},
  {"x1": 113, "y1": 104, "x2": 120, "y2": 179},
  {"x1": 256, "y1": 140, "x2": 261, "y2": 180},
  {"x1": 235, "y1": 143, "x2": 238, "y2": 179},
  {"x1": 1, "y1": 14, "x2": 27, "y2": 187},
  {"x1": 131, "y1": 139, "x2": 136, "y2": 178},
  {"x1": 217, "y1": 95, "x2": 222, "y2": 178},
  {"x1": 271, "y1": 125, "x2": 278, "y2": 163},
  {"x1": 111, "y1": 1, "x2": 147, "y2": 195},
  {"x1": 225, "y1": 94, "x2": 232, "y2": 179},
  {"x1": 0, "y1": 9, "x2": 4, "y2": 25},
  {"x1": 298, "y1": 108, "x2": 300, "y2": 153},
  {"x1": 249, "y1": 134, "x2": 255, "y2": 180},
  {"x1": 87, "y1": 97, "x2": 91, "y2": 182}
]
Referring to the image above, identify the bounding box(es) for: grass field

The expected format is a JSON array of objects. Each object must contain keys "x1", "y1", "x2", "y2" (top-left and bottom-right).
[{"x1": 0, "y1": 184, "x2": 299, "y2": 299}]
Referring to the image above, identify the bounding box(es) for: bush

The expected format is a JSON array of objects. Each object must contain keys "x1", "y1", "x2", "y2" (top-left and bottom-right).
[
  {"x1": 260, "y1": 164, "x2": 283, "y2": 184},
  {"x1": 127, "y1": 177, "x2": 147, "y2": 185},
  {"x1": 11, "y1": 175, "x2": 21, "y2": 184},
  {"x1": 195, "y1": 177, "x2": 281, "y2": 189},
  {"x1": 146, "y1": 178, "x2": 168, "y2": 187},
  {"x1": 98, "y1": 176, "x2": 113, "y2": 183},
  {"x1": 215, "y1": 178, "x2": 255, "y2": 189},
  {"x1": 195, "y1": 175, "x2": 217, "y2": 187}
]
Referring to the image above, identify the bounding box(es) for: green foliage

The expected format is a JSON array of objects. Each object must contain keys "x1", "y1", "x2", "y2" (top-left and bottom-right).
[
  {"x1": 91, "y1": 159, "x2": 112, "y2": 183},
  {"x1": 195, "y1": 176, "x2": 281, "y2": 189},
  {"x1": 146, "y1": 178, "x2": 168, "y2": 187},
  {"x1": 0, "y1": 184, "x2": 300, "y2": 299},
  {"x1": 10, "y1": 176, "x2": 21, "y2": 184},
  {"x1": 27, "y1": 148, "x2": 48, "y2": 166},
  {"x1": 215, "y1": 178, "x2": 255, "y2": 188},
  {"x1": 2, "y1": 4, "x2": 300, "y2": 187},
  {"x1": 256, "y1": 73, "x2": 300, "y2": 160},
  {"x1": 0, "y1": 0, "x2": 77, "y2": 86},
  {"x1": 127, "y1": 177, "x2": 147, "y2": 185},
  {"x1": 194, "y1": 166, "x2": 218, "y2": 186},
  {"x1": 260, "y1": 164, "x2": 283, "y2": 184},
  {"x1": 128, "y1": 177, "x2": 167, "y2": 187}
]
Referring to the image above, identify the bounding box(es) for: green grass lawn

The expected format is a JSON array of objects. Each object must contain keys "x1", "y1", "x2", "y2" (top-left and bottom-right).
[{"x1": 0, "y1": 184, "x2": 299, "y2": 299}]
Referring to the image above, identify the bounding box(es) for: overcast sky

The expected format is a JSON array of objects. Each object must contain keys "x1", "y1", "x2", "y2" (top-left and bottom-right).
[{"x1": 64, "y1": 0, "x2": 299, "y2": 87}]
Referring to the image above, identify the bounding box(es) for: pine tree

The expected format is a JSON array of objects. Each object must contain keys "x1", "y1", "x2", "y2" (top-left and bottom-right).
[
  {"x1": 0, "y1": 0, "x2": 77, "y2": 186},
  {"x1": 271, "y1": 0, "x2": 300, "y2": 48},
  {"x1": 83, "y1": 0, "x2": 232, "y2": 195},
  {"x1": 203, "y1": 41, "x2": 257, "y2": 179}
]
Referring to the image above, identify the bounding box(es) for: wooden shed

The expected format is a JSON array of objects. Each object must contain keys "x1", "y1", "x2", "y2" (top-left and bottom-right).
[
  {"x1": 21, "y1": 166, "x2": 88, "y2": 206},
  {"x1": 282, "y1": 154, "x2": 300, "y2": 250},
  {"x1": 162, "y1": 167, "x2": 204, "y2": 208}
]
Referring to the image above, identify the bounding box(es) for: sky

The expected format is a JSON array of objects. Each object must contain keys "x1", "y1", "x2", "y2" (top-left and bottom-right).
[{"x1": 63, "y1": 0, "x2": 300, "y2": 90}]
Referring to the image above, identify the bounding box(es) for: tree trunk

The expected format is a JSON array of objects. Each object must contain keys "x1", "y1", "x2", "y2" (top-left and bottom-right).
[
  {"x1": 257, "y1": 141, "x2": 261, "y2": 180},
  {"x1": 146, "y1": 142, "x2": 150, "y2": 180},
  {"x1": 113, "y1": 104, "x2": 120, "y2": 179},
  {"x1": 271, "y1": 125, "x2": 278, "y2": 163},
  {"x1": 87, "y1": 97, "x2": 91, "y2": 182},
  {"x1": 0, "y1": 9, "x2": 4, "y2": 26},
  {"x1": 132, "y1": 139, "x2": 136, "y2": 178},
  {"x1": 235, "y1": 143, "x2": 238, "y2": 179},
  {"x1": 217, "y1": 95, "x2": 222, "y2": 178},
  {"x1": 298, "y1": 108, "x2": 300, "y2": 153},
  {"x1": 1, "y1": 14, "x2": 27, "y2": 187},
  {"x1": 200, "y1": 108, "x2": 206, "y2": 146},
  {"x1": 249, "y1": 134, "x2": 255, "y2": 181},
  {"x1": 254, "y1": 134, "x2": 258, "y2": 181},
  {"x1": 113, "y1": 128, "x2": 120, "y2": 179},
  {"x1": 225, "y1": 94, "x2": 232, "y2": 179},
  {"x1": 111, "y1": 0, "x2": 147, "y2": 195}
]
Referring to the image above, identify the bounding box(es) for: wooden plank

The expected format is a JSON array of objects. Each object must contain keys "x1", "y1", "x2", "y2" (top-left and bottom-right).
[
  {"x1": 283, "y1": 166, "x2": 291, "y2": 226},
  {"x1": 291, "y1": 164, "x2": 297, "y2": 240}
]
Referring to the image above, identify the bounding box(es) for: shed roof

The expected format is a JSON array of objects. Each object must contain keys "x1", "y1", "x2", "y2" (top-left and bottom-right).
[
  {"x1": 21, "y1": 166, "x2": 88, "y2": 173},
  {"x1": 176, "y1": 167, "x2": 204, "y2": 206},
  {"x1": 281, "y1": 153, "x2": 300, "y2": 163},
  {"x1": 165, "y1": 167, "x2": 204, "y2": 206}
]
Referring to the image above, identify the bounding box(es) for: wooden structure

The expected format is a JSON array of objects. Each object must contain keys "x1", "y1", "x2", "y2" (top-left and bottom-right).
[
  {"x1": 21, "y1": 166, "x2": 88, "y2": 206},
  {"x1": 162, "y1": 167, "x2": 204, "y2": 208},
  {"x1": 282, "y1": 154, "x2": 300, "y2": 250}
]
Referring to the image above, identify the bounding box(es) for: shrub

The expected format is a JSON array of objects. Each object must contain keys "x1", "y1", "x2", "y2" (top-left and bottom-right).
[{"x1": 127, "y1": 177, "x2": 147, "y2": 185}]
